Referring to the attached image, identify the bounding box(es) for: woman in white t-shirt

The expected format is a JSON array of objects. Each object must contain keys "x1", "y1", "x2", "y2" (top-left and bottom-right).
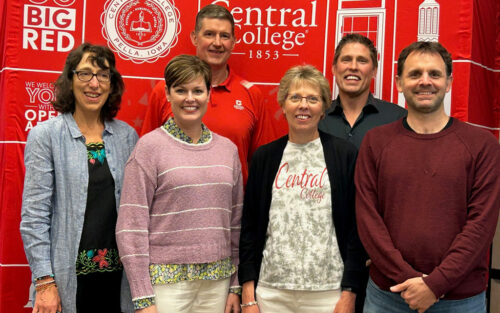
[{"x1": 238, "y1": 65, "x2": 366, "y2": 313}]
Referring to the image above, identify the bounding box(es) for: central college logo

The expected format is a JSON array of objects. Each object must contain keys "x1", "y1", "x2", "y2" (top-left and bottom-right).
[
  {"x1": 233, "y1": 100, "x2": 244, "y2": 110},
  {"x1": 101, "y1": 0, "x2": 181, "y2": 64}
]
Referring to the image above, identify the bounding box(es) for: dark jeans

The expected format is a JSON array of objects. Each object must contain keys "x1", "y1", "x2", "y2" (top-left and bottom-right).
[{"x1": 364, "y1": 278, "x2": 486, "y2": 313}]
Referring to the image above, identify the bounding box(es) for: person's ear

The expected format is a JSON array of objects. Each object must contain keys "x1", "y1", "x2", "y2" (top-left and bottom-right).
[
  {"x1": 190, "y1": 31, "x2": 198, "y2": 46},
  {"x1": 165, "y1": 86, "x2": 171, "y2": 102},
  {"x1": 395, "y1": 76, "x2": 403, "y2": 93}
]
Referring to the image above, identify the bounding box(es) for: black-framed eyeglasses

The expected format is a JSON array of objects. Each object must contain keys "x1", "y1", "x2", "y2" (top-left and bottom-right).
[
  {"x1": 287, "y1": 94, "x2": 321, "y2": 104},
  {"x1": 73, "y1": 70, "x2": 111, "y2": 82}
]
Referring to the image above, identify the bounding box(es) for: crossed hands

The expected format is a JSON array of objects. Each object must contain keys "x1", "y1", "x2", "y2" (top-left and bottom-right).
[{"x1": 390, "y1": 277, "x2": 438, "y2": 313}]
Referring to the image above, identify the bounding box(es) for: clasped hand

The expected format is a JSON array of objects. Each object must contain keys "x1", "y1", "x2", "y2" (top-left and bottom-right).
[{"x1": 390, "y1": 277, "x2": 437, "y2": 313}]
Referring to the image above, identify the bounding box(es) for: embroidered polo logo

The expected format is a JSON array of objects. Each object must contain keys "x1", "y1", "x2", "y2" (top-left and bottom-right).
[{"x1": 234, "y1": 100, "x2": 244, "y2": 110}]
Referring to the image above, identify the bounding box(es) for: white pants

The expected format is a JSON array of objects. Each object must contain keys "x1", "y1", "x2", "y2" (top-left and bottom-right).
[
  {"x1": 256, "y1": 285, "x2": 341, "y2": 313},
  {"x1": 153, "y1": 278, "x2": 230, "y2": 313}
]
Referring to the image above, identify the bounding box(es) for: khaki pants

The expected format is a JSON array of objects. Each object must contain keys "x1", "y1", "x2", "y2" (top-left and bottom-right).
[
  {"x1": 256, "y1": 285, "x2": 341, "y2": 313},
  {"x1": 153, "y1": 278, "x2": 230, "y2": 313}
]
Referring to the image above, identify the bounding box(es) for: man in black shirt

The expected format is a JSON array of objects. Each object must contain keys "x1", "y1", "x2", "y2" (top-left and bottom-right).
[
  {"x1": 319, "y1": 34, "x2": 406, "y2": 313},
  {"x1": 319, "y1": 34, "x2": 406, "y2": 149}
]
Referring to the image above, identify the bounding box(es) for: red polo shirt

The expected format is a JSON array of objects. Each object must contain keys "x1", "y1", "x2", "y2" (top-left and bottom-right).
[{"x1": 141, "y1": 68, "x2": 277, "y2": 183}]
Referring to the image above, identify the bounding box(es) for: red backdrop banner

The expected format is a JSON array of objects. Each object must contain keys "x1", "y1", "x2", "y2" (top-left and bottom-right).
[{"x1": 1, "y1": 0, "x2": 499, "y2": 311}]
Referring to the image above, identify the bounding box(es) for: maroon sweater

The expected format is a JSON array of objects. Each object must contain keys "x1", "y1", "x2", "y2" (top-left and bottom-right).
[{"x1": 355, "y1": 119, "x2": 500, "y2": 299}]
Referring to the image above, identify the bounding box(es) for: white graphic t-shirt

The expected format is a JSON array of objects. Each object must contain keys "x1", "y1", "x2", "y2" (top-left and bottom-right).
[{"x1": 258, "y1": 138, "x2": 344, "y2": 290}]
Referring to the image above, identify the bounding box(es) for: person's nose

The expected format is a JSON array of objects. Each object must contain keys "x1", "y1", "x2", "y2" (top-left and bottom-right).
[
  {"x1": 88, "y1": 75, "x2": 99, "y2": 88},
  {"x1": 419, "y1": 72, "x2": 432, "y2": 85},
  {"x1": 185, "y1": 91, "x2": 195, "y2": 101},
  {"x1": 298, "y1": 97, "x2": 309, "y2": 109},
  {"x1": 348, "y1": 60, "x2": 359, "y2": 71},
  {"x1": 213, "y1": 34, "x2": 222, "y2": 46}
]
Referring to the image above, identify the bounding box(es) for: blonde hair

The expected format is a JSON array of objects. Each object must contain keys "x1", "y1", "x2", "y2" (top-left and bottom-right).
[{"x1": 277, "y1": 65, "x2": 331, "y2": 112}]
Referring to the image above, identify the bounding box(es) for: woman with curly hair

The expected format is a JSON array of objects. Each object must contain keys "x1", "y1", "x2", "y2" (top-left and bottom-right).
[{"x1": 20, "y1": 43, "x2": 138, "y2": 313}]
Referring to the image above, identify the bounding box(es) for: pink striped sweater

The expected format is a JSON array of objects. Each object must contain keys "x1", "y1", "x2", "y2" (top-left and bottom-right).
[{"x1": 116, "y1": 127, "x2": 243, "y2": 300}]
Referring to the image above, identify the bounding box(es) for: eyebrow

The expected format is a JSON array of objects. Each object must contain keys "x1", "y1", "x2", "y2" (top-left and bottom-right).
[
  {"x1": 340, "y1": 55, "x2": 370, "y2": 60},
  {"x1": 429, "y1": 69, "x2": 444, "y2": 75},
  {"x1": 75, "y1": 66, "x2": 108, "y2": 72},
  {"x1": 407, "y1": 69, "x2": 422, "y2": 75},
  {"x1": 290, "y1": 93, "x2": 321, "y2": 97}
]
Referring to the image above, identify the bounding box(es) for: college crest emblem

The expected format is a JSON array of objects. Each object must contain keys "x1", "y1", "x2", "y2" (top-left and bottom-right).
[{"x1": 101, "y1": 0, "x2": 181, "y2": 63}]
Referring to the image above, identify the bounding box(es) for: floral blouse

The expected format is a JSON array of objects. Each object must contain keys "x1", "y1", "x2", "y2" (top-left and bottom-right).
[{"x1": 76, "y1": 142, "x2": 122, "y2": 275}]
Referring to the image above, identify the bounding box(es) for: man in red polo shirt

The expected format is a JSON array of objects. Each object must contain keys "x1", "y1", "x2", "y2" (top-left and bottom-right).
[{"x1": 142, "y1": 4, "x2": 276, "y2": 182}]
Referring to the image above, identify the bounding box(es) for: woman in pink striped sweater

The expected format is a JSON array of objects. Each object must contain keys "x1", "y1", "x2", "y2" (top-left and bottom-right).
[{"x1": 116, "y1": 55, "x2": 243, "y2": 313}]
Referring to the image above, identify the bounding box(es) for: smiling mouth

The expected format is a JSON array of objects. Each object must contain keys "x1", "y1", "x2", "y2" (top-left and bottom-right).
[
  {"x1": 296, "y1": 114, "x2": 311, "y2": 120},
  {"x1": 345, "y1": 75, "x2": 361, "y2": 81},
  {"x1": 84, "y1": 92, "x2": 101, "y2": 98},
  {"x1": 182, "y1": 106, "x2": 199, "y2": 112},
  {"x1": 208, "y1": 49, "x2": 224, "y2": 55},
  {"x1": 415, "y1": 91, "x2": 436, "y2": 97}
]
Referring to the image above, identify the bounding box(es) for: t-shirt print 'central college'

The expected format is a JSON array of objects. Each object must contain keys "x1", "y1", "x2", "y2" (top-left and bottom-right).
[{"x1": 259, "y1": 138, "x2": 344, "y2": 291}]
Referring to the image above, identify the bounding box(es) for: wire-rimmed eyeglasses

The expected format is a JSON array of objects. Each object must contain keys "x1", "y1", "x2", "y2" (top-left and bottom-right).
[{"x1": 287, "y1": 94, "x2": 321, "y2": 105}]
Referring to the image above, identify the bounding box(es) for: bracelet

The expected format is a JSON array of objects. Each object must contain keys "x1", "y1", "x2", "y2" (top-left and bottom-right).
[
  {"x1": 240, "y1": 301, "x2": 258, "y2": 308},
  {"x1": 35, "y1": 275, "x2": 54, "y2": 281},
  {"x1": 35, "y1": 282, "x2": 57, "y2": 292},
  {"x1": 35, "y1": 279, "x2": 56, "y2": 287}
]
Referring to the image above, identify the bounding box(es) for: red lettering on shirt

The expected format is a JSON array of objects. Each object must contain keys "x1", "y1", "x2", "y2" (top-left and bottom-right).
[{"x1": 275, "y1": 163, "x2": 328, "y2": 190}]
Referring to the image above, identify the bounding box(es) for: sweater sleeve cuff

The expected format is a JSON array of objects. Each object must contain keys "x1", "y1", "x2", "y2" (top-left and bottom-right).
[
  {"x1": 31, "y1": 261, "x2": 54, "y2": 281},
  {"x1": 129, "y1": 278, "x2": 155, "y2": 301},
  {"x1": 341, "y1": 269, "x2": 366, "y2": 294},
  {"x1": 396, "y1": 266, "x2": 423, "y2": 285},
  {"x1": 238, "y1": 263, "x2": 257, "y2": 285},
  {"x1": 423, "y1": 270, "x2": 448, "y2": 299},
  {"x1": 230, "y1": 271, "x2": 239, "y2": 287}
]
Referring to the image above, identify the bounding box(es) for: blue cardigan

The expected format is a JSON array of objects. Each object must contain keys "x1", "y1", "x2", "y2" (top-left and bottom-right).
[
  {"x1": 20, "y1": 113, "x2": 138, "y2": 313},
  {"x1": 238, "y1": 130, "x2": 367, "y2": 293}
]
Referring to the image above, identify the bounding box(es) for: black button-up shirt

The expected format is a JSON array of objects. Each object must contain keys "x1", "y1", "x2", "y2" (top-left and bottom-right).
[{"x1": 319, "y1": 94, "x2": 407, "y2": 149}]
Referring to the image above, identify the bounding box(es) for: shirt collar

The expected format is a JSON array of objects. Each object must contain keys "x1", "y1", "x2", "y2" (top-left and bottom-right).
[
  {"x1": 213, "y1": 66, "x2": 233, "y2": 92},
  {"x1": 63, "y1": 113, "x2": 82, "y2": 139},
  {"x1": 63, "y1": 112, "x2": 113, "y2": 139},
  {"x1": 364, "y1": 93, "x2": 380, "y2": 113},
  {"x1": 162, "y1": 117, "x2": 211, "y2": 144},
  {"x1": 328, "y1": 93, "x2": 380, "y2": 116},
  {"x1": 103, "y1": 119, "x2": 113, "y2": 135}
]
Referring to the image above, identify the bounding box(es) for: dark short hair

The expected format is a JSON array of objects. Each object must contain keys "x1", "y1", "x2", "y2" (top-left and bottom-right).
[
  {"x1": 334, "y1": 33, "x2": 378, "y2": 68},
  {"x1": 397, "y1": 41, "x2": 452, "y2": 77},
  {"x1": 52, "y1": 42, "x2": 124, "y2": 121},
  {"x1": 194, "y1": 4, "x2": 234, "y2": 35},
  {"x1": 164, "y1": 55, "x2": 211, "y2": 92},
  {"x1": 277, "y1": 65, "x2": 331, "y2": 112}
]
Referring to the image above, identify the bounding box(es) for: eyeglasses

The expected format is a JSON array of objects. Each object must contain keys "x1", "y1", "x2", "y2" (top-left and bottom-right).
[
  {"x1": 73, "y1": 70, "x2": 111, "y2": 82},
  {"x1": 287, "y1": 94, "x2": 321, "y2": 105}
]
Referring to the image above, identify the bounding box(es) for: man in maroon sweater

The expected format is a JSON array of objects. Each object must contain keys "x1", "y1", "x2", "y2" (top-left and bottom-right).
[{"x1": 355, "y1": 41, "x2": 500, "y2": 313}]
